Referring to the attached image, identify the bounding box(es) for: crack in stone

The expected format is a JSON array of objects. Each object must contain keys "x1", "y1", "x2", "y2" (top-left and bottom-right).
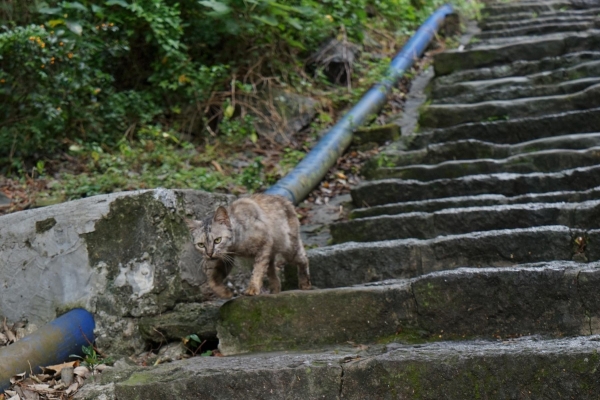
[
  {"x1": 338, "y1": 362, "x2": 345, "y2": 399},
  {"x1": 410, "y1": 280, "x2": 423, "y2": 317},
  {"x1": 575, "y1": 268, "x2": 594, "y2": 335}
]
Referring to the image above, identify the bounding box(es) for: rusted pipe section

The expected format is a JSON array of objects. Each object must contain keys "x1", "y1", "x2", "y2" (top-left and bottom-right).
[
  {"x1": 265, "y1": 4, "x2": 454, "y2": 204},
  {"x1": 0, "y1": 308, "x2": 95, "y2": 390}
]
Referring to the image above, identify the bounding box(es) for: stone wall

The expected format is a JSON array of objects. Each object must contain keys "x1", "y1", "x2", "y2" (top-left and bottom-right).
[{"x1": 0, "y1": 189, "x2": 232, "y2": 354}]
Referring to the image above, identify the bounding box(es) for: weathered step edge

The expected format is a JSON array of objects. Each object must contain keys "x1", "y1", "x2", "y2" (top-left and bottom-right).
[
  {"x1": 420, "y1": 83, "x2": 600, "y2": 129},
  {"x1": 217, "y1": 262, "x2": 600, "y2": 355},
  {"x1": 407, "y1": 108, "x2": 600, "y2": 149},
  {"x1": 434, "y1": 30, "x2": 600, "y2": 76},
  {"x1": 369, "y1": 146, "x2": 600, "y2": 181},
  {"x1": 434, "y1": 50, "x2": 600, "y2": 86},
  {"x1": 350, "y1": 186, "x2": 600, "y2": 218},
  {"x1": 342, "y1": 336, "x2": 600, "y2": 399},
  {"x1": 75, "y1": 335, "x2": 600, "y2": 400},
  {"x1": 331, "y1": 200, "x2": 600, "y2": 244},
  {"x1": 352, "y1": 165, "x2": 600, "y2": 207},
  {"x1": 308, "y1": 226, "x2": 596, "y2": 288},
  {"x1": 369, "y1": 132, "x2": 600, "y2": 170}
]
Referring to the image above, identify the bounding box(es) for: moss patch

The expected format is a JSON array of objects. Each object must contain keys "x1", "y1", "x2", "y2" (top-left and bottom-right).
[{"x1": 35, "y1": 217, "x2": 56, "y2": 233}]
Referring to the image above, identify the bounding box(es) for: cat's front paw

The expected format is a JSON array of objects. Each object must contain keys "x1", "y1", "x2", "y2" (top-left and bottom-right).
[
  {"x1": 213, "y1": 286, "x2": 234, "y2": 299},
  {"x1": 299, "y1": 278, "x2": 312, "y2": 290},
  {"x1": 245, "y1": 284, "x2": 261, "y2": 296}
]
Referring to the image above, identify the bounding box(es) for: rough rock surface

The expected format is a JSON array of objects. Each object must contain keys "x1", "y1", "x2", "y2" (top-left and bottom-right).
[
  {"x1": 353, "y1": 165, "x2": 600, "y2": 207},
  {"x1": 218, "y1": 262, "x2": 600, "y2": 355},
  {"x1": 11, "y1": 1, "x2": 600, "y2": 398},
  {"x1": 75, "y1": 351, "x2": 345, "y2": 400},
  {"x1": 350, "y1": 187, "x2": 600, "y2": 218},
  {"x1": 331, "y1": 199, "x2": 600, "y2": 243},
  {"x1": 308, "y1": 226, "x2": 593, "y2": 288},
  {"x1": 341, "y1": 336, "x2": 600, "y2": 399},
  {"x1": 75, "y1": 336, "x2": 600, "y2": 400},
  {"x1": 138, "y1": 301, "x2": 224, "y2": 344},
  {"x1": 0, "y1": 189, "x2": 232, "y2": 354}
]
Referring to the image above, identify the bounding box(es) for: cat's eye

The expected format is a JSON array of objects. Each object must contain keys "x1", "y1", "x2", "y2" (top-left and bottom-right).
[
  {"x1": 197, "y1": 242, "x2": 204, "y2": 248},
  {"x1": 214, "y1": 237, "x2": 222, "y2": 244}
]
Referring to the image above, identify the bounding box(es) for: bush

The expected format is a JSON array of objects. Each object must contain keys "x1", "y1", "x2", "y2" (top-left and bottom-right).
[{"x1": 0, "y1": 0, "x2": 473, "y2": 173}]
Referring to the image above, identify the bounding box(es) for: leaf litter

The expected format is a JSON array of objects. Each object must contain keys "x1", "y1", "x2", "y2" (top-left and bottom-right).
[
  {"x1": 0, "y1": 318, "x2": 112, "y2": 400},
  {"x1": 1, "y1": 360, "x2": 111, "y2": 400}
]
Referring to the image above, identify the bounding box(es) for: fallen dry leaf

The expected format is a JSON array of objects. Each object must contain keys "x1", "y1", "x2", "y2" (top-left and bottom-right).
[
  {"x1": 28, "y1": 384, "x2": 56, "y2": 394},
  {"x1": 22, "y1": 388, "x2": 40, "y2": 400},
  {"x1": 210, "y1": 160, "x2": 224, "y2": 174},
  {"x1": 73, "y1": 367, "x2": 90, "y2": 379},
  {"x1": 94, "y1": 364, "x2": 110, "y2": 372},
  {"x1": 65, "y1": 382, "x2": 79, "y2": 395},
  {"x1": 3, "y1": 318, "x2": 16, "y2": 344},
  {"x1": 42, "y1": 361, "x2": 77, "y2": 376},
  {"x1": 10, "y1": 372, "x2": 25, "y2": 384}
]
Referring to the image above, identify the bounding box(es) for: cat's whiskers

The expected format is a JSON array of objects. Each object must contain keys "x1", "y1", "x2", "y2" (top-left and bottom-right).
[{"x1": 219, "y1": 253, "x2": 236, "y2": 267}]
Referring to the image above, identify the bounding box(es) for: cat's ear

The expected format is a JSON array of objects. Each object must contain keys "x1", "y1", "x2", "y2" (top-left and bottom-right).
[{"x1": 214, "y1": 206, "x2": 231, "y2": 227}]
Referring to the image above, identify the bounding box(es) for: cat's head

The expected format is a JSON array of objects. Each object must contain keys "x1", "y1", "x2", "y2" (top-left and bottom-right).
[{"x1": 185, "y1": 206, "x2": 233, "y2": 260}]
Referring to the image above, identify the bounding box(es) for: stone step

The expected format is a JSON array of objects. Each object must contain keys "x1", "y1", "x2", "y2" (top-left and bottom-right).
[
  {"x1": 479, "y1": 13, "x2": 599, "y2": 33},
  {"x1": 420, "y1": 83, "x2": 600, "y2": 129},
  {"x1": 434, "y1": 51, "x2": 600, "y2": 86},
  {"x1": 480, "y1": 7, "x2": 600, "y2": 28},
  {"x1": 331, "y1": 200, "x2": 600, "y2": 243},
  {"x1": 477, "y1": 20, "x2": 600, "y2": 40},
  {"x1": 432, "y1": 59, "x2": 600, "y2": 102},
  {"x1": 350, "y1": 186, "x2": 600, "y2": 219},
  {"x1": 369, "y1": 147, "x2": 600, "y2": 181},
  {"x1": 307, "y1": 226, "x2": 594, "y2": 288},
  {"x1": 435, "y1": 76, "x2": 600, "y2": 104},
  {"x1": 75, "y1": 335, "x2": 600, "y2": 400},
  {"x1": 484, "y1": 1, "x2": 571, "y2": 16},
  {"x1": 342, "y1": 336, "x2": 600, "y2": 400},
  {"x1": 218, "y1": 262, "x2": 600, "y2": 354},
  {"x1": 371, "y1": 133, "x2": 600, "y2": 168},
  {"x1": 481, "y1": 27, "x2": 600, "y2": 47},
  {"x1": 407, "y1": 107, "x2": 600, "y2": 149},
  {"x1": 434, "y1": 30, "x2": 600, "y2": 76},
  {"x1": 352, "y1": 165, "x2": 600, "y2": 207}
]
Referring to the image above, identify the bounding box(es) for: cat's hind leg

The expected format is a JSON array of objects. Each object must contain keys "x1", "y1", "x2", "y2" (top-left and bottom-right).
[
  {"x1": 292, "y1": 246, "x2": 311, "y2": 290},
  {"x1": 267, "y1": 256, "x2": 281, "y2": 294}
]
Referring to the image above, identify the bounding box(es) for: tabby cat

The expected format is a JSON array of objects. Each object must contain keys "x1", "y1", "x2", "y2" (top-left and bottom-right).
[{"x1": 186, "y1": 194, "x2": 311, "y2": 298}]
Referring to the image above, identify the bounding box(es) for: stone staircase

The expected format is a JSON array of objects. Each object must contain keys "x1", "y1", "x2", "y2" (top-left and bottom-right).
[{"x1": 79, "y1": 2, "x2": 600, "y2": 398}]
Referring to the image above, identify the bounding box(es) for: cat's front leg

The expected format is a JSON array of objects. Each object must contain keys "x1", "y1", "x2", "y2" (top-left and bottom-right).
[
  {"x1": 246, "y1": 248, "x2": 271, "y2": 296},
  {"x1": 204, "y1": 258, "x2": 233, "y2": 299}
]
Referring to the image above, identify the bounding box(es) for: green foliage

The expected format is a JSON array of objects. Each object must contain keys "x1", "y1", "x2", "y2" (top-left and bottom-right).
[
  {"x1": 375, "y1": 154, "x2": 395, "y2": 168},
  {"x1": 280, "y1": 147, "x2": 306, "y2": 175},
  {"x1": 53, "y1": 126, "x2": 227, "y2": 199},
  {"x1": 0, "y1": 0, "x2": 482, "y2": 194},
  {"x1": 218, "y1": 101, "x2": 258, "y2": 145},
  {"x1": 239, "y1": 157, "x2": 265, "y2": 191},
  {"x1": 183, "y1": 333, "x2": 213, "y2": 356},
  {"x1": 70, "y1": 344, "x2": 113, "y2": 370}
]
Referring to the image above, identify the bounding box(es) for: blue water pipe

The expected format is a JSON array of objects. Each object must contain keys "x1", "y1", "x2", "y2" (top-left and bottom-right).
[
  {"x1": 0, "y1": 309, "x2": 95, "y2": 391},
  {"x1": 265, "y1": 4, "x2": 454, "y2": 204}
]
